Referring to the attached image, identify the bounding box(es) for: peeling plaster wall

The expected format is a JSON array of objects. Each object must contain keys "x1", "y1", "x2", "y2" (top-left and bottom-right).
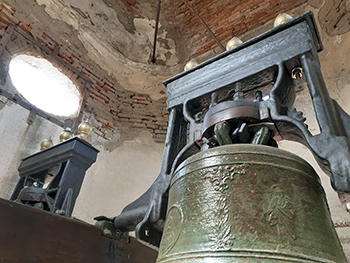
[
  {"x1": 36, "y1": 0, "x2": 179, "y2": 67},
  {"x1": 35, "y1": 0, "x2": 181, "y2": 100},
  {"x1": 0, "y1": 0, "x2": 173, "y2": 144}
]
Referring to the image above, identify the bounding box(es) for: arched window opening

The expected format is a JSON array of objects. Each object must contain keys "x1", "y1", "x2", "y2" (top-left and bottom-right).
[{"x1": 9, "y1": 54, "x2": 81, "y2": 116}]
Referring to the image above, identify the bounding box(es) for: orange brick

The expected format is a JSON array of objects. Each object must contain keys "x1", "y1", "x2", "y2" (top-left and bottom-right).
[
  {"x1": 1, "y1": 2, "x2": 15, "y2": 14},
  {"x1": 131, "y1": 95, "x2": 147, "y2": 100},
  {"x1": 47, "y1": 44, "x2": 55, "y2": 51},
  {"x1": 71, "y1": 41, "x2": 79, "y2": 49},
  {"x1": 58, "y1": 51, "x2": 73, "y2": 64},
  {"x1": 90, "y1": 94, "x2": 104, "y2": 103}
]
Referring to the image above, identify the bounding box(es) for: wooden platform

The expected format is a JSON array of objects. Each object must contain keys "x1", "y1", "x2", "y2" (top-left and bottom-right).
[{"x1": 0, "y1": 198, "x2": 157, "y2": 262}]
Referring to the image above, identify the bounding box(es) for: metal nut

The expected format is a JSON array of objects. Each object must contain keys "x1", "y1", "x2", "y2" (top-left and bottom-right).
[{"x1": 291, "y1": 67, "x2": 303, "y2": 80}]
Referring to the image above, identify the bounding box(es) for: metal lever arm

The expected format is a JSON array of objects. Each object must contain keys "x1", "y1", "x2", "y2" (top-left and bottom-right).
[{"x1": 268, "y1": 54, "x2": 350, "y2": 193}]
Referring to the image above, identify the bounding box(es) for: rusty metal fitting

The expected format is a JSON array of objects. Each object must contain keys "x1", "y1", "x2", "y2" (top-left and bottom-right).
[{"x1": 291, "y1": 67, "x2": 303, "y2": 80}]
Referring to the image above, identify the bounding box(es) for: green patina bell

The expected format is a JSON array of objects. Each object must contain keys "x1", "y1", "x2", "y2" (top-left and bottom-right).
[{"x1": 156, "y1": 144, "x2": 347, "y2": 263}]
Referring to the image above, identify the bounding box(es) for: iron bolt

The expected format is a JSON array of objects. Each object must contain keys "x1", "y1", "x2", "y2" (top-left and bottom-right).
[{"x1": 291, "y1": 67, "x2": 303, "y2": 80}]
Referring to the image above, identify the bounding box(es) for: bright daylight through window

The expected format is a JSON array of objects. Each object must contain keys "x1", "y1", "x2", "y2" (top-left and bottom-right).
[{"x1": 9, "y1": 54, "x2": 81, "y2": 116}]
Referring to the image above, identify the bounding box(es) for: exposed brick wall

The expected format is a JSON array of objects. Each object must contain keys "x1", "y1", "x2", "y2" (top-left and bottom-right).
[
  {"x1": 120, "y1": 0, "x2": 141, "y2": 13},
  {"x1": 161, "y1": 0, "x2": 307, "y2": 57},
  {"x1": 0, "y1": 1, "x2": 169, "y2": 143},
  {"x1": 104, "y1": 0, "x2": 307, "y2": 59},
  {"x1": 318, "y1": 0, "x2": 350, "y2": 36},
  {"x1": 92, "y1": 93, "x2": 169, "y2": 143}
]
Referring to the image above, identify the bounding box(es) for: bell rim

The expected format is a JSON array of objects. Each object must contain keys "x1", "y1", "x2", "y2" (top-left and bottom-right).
[{"x1": 157, "y1": 249, "x2": 342, "y2": 263}]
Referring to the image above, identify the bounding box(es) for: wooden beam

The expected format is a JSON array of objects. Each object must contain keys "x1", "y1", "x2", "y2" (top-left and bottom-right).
[{"x1": 0, "y1": 198, "x2": 158, "y2": 262}]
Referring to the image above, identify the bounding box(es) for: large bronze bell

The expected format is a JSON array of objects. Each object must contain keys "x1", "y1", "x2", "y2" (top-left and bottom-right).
[{"x1": 156, "y1": 144, "x2": 347, "y2": 263}]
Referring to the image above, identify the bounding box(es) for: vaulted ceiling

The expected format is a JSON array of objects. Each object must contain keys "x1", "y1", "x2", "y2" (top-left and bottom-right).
[
  {"x1": 0, "y1": 0, "x2": 312, "y2": 142},
  {"x1": 103, "y1": 0, "x2": 307, "y2": 58}
]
